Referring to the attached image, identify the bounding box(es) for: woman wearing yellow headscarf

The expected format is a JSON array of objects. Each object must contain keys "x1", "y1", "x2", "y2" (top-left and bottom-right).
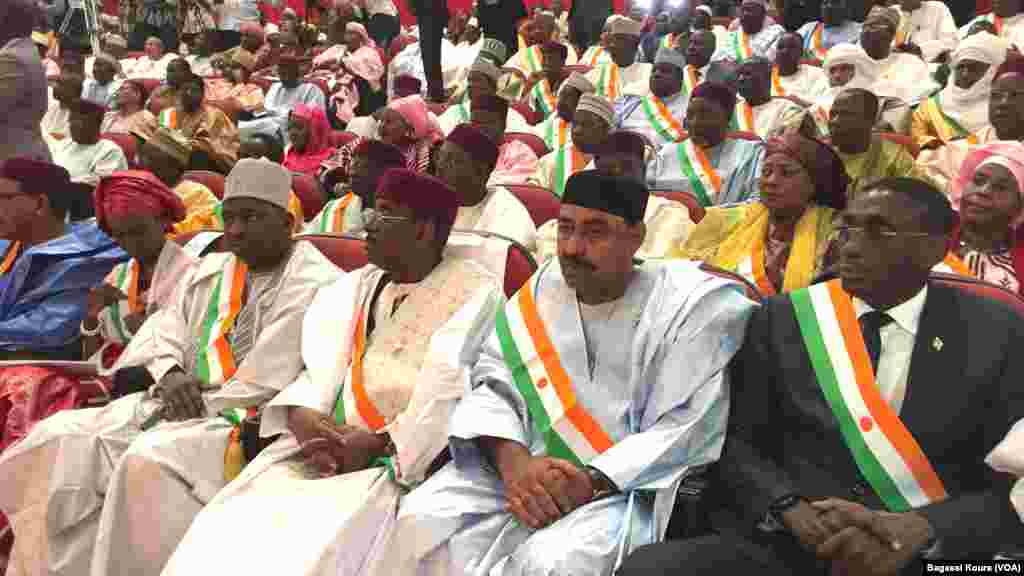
[{"x1": 670, "y1": 129, "x2": 850, "y2": 295}]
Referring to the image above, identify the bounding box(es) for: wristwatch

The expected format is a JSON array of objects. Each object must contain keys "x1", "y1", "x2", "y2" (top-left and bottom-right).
[{"x1": 584, "y1": 466, "x2": 619, "y2": 500}]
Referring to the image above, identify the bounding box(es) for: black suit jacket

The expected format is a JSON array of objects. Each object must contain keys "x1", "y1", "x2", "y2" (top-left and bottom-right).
[{"x1": 710, "y1": 281, "x2": 1024, "y2": 559}]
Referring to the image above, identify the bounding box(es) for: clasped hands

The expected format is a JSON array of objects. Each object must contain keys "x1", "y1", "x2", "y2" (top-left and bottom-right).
[
  {"x1": 780, "y1": 498, "x2": 935, "y2": 576},
  {"x1": 501, "y1": 456, "x2": 595, "y2": 530},
  {"x1": 289, "y1": 407, "x2": 389, "y2": 478}
]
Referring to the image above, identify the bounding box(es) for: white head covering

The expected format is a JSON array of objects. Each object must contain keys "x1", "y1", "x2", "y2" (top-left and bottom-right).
[
  {"x1": 609, "y1": 17, "x2": 643, "y2": 37},
  {"x1": 823, "y1": 43, "x2": 881, "y2": 92},
  {"x1": 941, "y1": 32, "x2": 1010, "y2": 133},
  {"x1": 576, "y1": 93, "x2": 614, "y2": 126},
  {"x1": 225, "y1": 158, "x2": 292, "y2": 212}
]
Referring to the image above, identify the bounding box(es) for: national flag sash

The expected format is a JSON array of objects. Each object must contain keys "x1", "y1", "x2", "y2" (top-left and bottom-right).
[
  {"x1": 195, "y1": 256, "x2": 247, "y2": 386},
  {"x1": 455, "y1": 99, "x2": 470, "y2": 123},
  {"x1": 641, "y1": 94, "x2": 686, "y2": 144},
  {"x1": 553, "y1": 146, "x2": 587, "y2": 198},
  {"x1": 494, "y1": 274, "x2": 614, "y2": 466},
  {"x1": 790, "y1": 280, "x2": 949, "y2": 512},
  {"x1": 584, "y1": 46, "x2": 606, "y2": 66},
  {"x1": 730, "y1": 30, "x2": 753, "y2": 61},
  {"x1": 544, "y1": 117, "x2": 570, "y2": 150},
  {"x1": 661, "y1": 33, "x2": 677, "y2": 50},
  {"x1": 937, "y1": 252, "x2": 973, "y2": 277},
  {"x1": 99, "y1": 259, "x2": 143, "y2": 345},
  {"x1": 0, "y1": 242, "x2": 20, "y2": 275},
  {"x1": 332, "y1": 308, "x2": 387, "y2": 431},
  {"x1": 532, "y1": 79, "x2": 557, "y2": 117},
  {"x1": 597, "y1": 63, "x2": 620, "y2": 99},
  {"x1": 317, "y1": 193, "x2": 355, "y2": 234},
  {"x1": 809, "y1": 23, "x2": 827, "y2": 61},
  {"x1": 525, "y1": 45, "x2": 543, "y2": 74},
  {"x1": 159, "y1": 108, "x2": 177, "y2": 129},
  {"x1": 731, "y1": 101, "x2": 755, "y2": 133},
  {"x1": 676, "y1": 140, "x2": 720, "y2": 207},
  {"x1": 682, "y1": 65, "x2": 700, "y2": 96},
  {"x1": 770, "y1": 65, "x2": 786, "y2": 97},
  {"x1": 736, "y1": 233, "x2": 776, "y2": 296}
]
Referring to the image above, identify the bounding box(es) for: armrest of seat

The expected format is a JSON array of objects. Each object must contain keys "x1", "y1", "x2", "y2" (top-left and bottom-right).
[{"x1": 665, "y1": 464, "x2": 714, "y2": 540}]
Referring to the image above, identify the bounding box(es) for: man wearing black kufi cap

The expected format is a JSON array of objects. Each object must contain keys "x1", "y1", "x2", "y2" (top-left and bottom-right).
[{"x1": 384, "y1": 169, "x2": 756, "y2": 576}]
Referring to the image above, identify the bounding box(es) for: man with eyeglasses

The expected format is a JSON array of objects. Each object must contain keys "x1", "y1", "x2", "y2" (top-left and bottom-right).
[
  {"x1": 378, "y1": 169, "x2": 755, "y2": 576},
  {"x1": 308, "y1": 138, "x2": 407, "y2": 235},
  {"x1": 160, "y1": 167, "x2": 503, "y2": 576},
  {"x1": 622, "y1": 176, "x2": 1024, "y2": 576},
  {"x1": 0, "y1": 158, "x2": 340, "y2": 575}
]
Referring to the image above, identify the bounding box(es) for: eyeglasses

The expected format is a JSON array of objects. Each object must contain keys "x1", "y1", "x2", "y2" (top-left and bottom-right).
[
  {"x1": 362, "y1": 209, "x2": 411, "y2": 228},
  {"x1": 834, "y1": 225, "x2": 935, "y2": 243}
]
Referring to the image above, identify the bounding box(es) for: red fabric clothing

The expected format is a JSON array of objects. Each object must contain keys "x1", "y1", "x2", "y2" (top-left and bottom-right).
[{"x1": 283, "y1": 104, "x2": 338, "y2": 175}]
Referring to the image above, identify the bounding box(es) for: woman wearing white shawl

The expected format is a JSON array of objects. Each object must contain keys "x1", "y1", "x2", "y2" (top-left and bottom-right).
[{"x1": 911, "y1": 32, "x2": 1010, "y2": 150}]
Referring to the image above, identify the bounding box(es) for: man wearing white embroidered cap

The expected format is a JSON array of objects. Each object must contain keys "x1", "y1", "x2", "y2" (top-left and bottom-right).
[
  {"x1": 586, "y1": 16, "x2": 654, "y2": 100},
  {"x1": 615, "y1": 46, "x2": 693, "y2": 151},
  {"x1": 531, "y1": 93, "x2": 614, "y2": 197},
  {"x1": 0, "y1": 158, "x2": 341, "y2": 576}
]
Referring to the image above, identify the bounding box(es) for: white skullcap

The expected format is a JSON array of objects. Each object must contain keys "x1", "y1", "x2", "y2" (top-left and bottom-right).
[
  {"x1": 576, "y1": 93, "x2": 614, "y2": 126},
  {"x1": 468, "y1": 17, "x2": 479, "y2": 27},
  {"x1": 609, "y1": 17, "x2": 643, "y2": 37},
  {"x1": 560, "y1": 71, "x2": 595, "y2": 95},
  {"x1": 225, "y1": 158, "x2": 292, "y2": 212}
]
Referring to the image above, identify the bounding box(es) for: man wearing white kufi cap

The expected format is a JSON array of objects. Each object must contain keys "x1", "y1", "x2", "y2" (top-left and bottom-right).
[
  {"x1": 532, "y1": 71, "x2": 595, "y2": 151},
  {"x1": 615, "y1": 46, "x2": 692, "y2": 150},
  {"x1": 579, "y1": 13, "x2": 619, "y2": 67},
  {"x1": 531, "y1": 93, "x2": 614, "y2": 196},
  {"x1": 438, "y1": 59, "x2": 532, "y2": 136},
  {"x1": 586, "y1": 16, "x2": 654, "y2": 99},
  {"x1": 712, "y1": 0, "x2": 786, "y2": 64},
  {"x1": 0, "y1": 158, "x2": 341, "y2": 576},
  {"x1": 912, "y1": 32, "x2": 1010, "y2": 150}
]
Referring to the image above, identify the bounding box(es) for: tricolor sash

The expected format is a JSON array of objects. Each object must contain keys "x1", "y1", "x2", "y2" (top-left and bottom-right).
[
  {"x1": 99, "y1": 259, "x2": 143, "y2": 345},
  {"x1": 159, "y1": 108, "x2": 177, "y2": 129},
  {"x1": 661, "y1": 33, "x2": 677, "y2": 50},
  {"x1": 770, "y1": 66, "x2": 786, "y2": 97},
  {"x1": 983, "y1": 13, "x2": 1005, "y2": 36},
  {"x1": 553, "y1": 146, "x2": 588, "y2": 198},
  {"x1": 938, "y1": 252, "x2": 973, "y2": 277},
  {"x1": 640, "y1": 94, "x2": 687, "y2": 144},
  {"x1": 790, "y1": 280, "x2": 949, "y2": 512},
  {"x1": 893, "y1": 12, "x2": 912, "y2": 46},
  {"x1": 494, "y1": 274, "x2": 614, "y2": 466},
  {"x1": 583, "y1": 46, "x2": 606, "y2": 66},
  {"x1": 808, "y1": 23, "x2": 827, "y2": 62},
  {"x1": 682, "y1": 65, "x2": 700, "y2": 96},
  {"x1": 532, "y1": 79, "x2": 557, "y2": 117},
  {"x1": 596, "y1": 63, "x2": 620, "y2": 99},
  {"x1": 195, "y1": 256, "x2": 247, "y2": 386},
  {"x1": 731, "y1": 101, "x2": 755, "y2": 133},
  {"x1": 742, "y1": 232, "x2": 776, "y2": 296},
  {"x1": 524, "y1": 45, "x2": 544, "y2": 74},
  {"x1": 730, "y1": 30, "x2": 753, "y2": 61},
  {"x1": 676, "y1": 140, "x2": 721, "y2": 207},
  {"x1": 316, "y1": 193, "x2": 355, "y2": 234},
  {"x1": 332, "y1": 308, "x2": 387, "y2": 431},
  {"x1": 0, "y1": 242, "x2": 20, "y2": 275},
  {"x1": 543, "y1": 116, "x2": 571, "y2": 150}
]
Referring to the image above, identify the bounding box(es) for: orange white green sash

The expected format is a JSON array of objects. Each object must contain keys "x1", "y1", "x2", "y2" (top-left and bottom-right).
[
  {"x1": 682, "y1": 65, "x2": 700, "y2": 96},
  {"x1": 316, "y1": 193, "x2": 355, "y2": 234},
  {"x1": 583, "y1": 46, "x2": 607, "y2": 67},
  {"x1": 731, "y1": 101, "x2": 755, "y2": 133},
  {"x1": 729, "y1": 30, "x2": 753, "y2": 61},
  {"x1": 808, "y1": 23, "x2": 827, "y2": 62},
  {"x1": 790, "y1": 280, "x2": 949, "y2": 512},
  {"x1": 981, "y1": 13, "x2": 1005, "y2": 36},
  {"x1": 195, "y1": 255, "x2": 247, "y2": 385},
  {"x1": 641, "y1": 94, "x2": 686, "y2": 144},
  {"x1": 937, "y1": 252, "x2": 973, "y2": 277},
  {"x1": 676, "y1": 140, "x2": 721, "y2": 207},
  {"x1": 543, "y1": 116, "x2": 571, "y2": 150},
  {"x1": 553, "y1": 146, "x2": 587, "y2": 198},
  {"x1": 524, "y1": 45, "x2": 543, "y2": 74},
  {"x1": 494, "y1": 273, "x2": 614, "y2": 467},
  {"x1": 332, "y1": 308, "x2": 387, "y2": 431},
  {"x1": 661, "y1": 33, "x2": 677, "y2": 50},
  {"x1": 596, "y1": 63, "x2": 620, "y2": 99},
  {"x1": 159, "y1": 108, "x2": 178, "y2": 129},
  {"x1": 532, "y1": 79, "x2": 557, "y2": 117},
  {"x1": 0, "y1": 242, "x2": 20, "y2": 275},
  {"x1": 99, "y1": 259, "x2": 143, "y2": 345},
  {"x1": 770, "y1": 66, "x2": 786, "y2": 97}
]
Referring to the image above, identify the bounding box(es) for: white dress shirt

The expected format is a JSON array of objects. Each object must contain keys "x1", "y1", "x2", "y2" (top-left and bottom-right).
[{"x1": 852, "y1": 286, "x2": 928, "y2": 414}]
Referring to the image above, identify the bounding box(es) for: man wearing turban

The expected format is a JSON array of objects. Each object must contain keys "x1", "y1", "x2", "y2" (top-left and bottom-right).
[
  {"x1": 0, "y1": 159, "x2": 341, "y2": 576},
  {"x1": 380, "y1": 169, "x2": 755, "y2": 576},
  {"x1": 160, "y1": 168, "x2": 503, "y2": 576},
  {"x1": 860, "y1": 5, "x2": 939, "y2": 104}
]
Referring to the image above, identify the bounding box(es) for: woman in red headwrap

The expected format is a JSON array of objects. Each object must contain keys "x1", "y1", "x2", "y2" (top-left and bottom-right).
[
  {"x1": 283, "y1": 103, "x2": 338, "y2": 175},
  {"x1": 83, "y1": 170, "x2": 192, "y2": 369},
  {"x1": 673, "y1": 129, "x2": 850, "y2": 295}
]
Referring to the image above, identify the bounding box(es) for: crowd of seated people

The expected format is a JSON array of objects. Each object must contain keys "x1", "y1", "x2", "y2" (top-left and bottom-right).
[{"x1": 0, "y1": 0, "x2": 1022, "y2": 573}]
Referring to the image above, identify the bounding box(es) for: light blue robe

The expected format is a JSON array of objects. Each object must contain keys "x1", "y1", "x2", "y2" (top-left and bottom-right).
[
  {"x1": 649, "y1": 137, "x2": 766, "y2": 205},
  {"x1": 238, "y1": 82, "x2": 327, "y2": 144},
  {"x1": 796, "y1": 20, "x2": 864, "y2": 56},
  {"x1": 615, "y1": 91, "x2": 690, "y2": 153},
  {"x1": 384, "y1": 259, "x2": 756, "y2": 576}
]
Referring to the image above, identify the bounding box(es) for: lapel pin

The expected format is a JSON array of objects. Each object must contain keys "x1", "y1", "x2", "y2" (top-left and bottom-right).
[{"x1": 932, "y1": 337, "x2": 943, "y2": 351}]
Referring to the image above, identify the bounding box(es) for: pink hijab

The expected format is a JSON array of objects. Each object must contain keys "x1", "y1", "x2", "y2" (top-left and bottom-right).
[
  {"x1": 283, "y1": 103, "x2": 337, "y2": 175},
  {"x1": 342, "y1": 22, "x2": 383, "y2": 90},
  {"x1": 954, "y1": 141, "x2": 1024, "y2": 227},
  {"x1": 388, "y1": 95, "x2": 443, "y2": 143}
]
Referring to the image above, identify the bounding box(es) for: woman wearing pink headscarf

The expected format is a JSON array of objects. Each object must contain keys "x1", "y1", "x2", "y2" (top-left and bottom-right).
[
  {"x1": 946, "y1": 141, "x2": 1024, "y2": 294},
  {"x1": 328, "y1": 22, "x2": 385, "y2": 124},
  {"x1": 284, "y1": 103, "x2": 338, "y2": 175}
]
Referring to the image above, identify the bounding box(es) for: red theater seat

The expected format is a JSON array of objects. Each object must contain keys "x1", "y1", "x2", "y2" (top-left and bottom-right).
[
  {"x1": 505, "y1": 183, "x2": 561, "y2": 227},
  {"x1": 929, "y1": 272, "x2": 1024, "y2": 317},
  {"x1": 182, "y1": 170, "x2": 225, "y2": 199},
  {"x1": 290, "y1": 172, "x2": 326, "y2": 222}
]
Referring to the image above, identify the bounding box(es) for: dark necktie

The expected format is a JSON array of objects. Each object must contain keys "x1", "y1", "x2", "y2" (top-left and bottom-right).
[{"x1": 859, "y1": 310, "x2": 894, "y2": 374}]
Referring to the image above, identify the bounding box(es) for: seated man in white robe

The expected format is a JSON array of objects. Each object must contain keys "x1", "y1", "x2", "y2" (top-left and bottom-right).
[
  {"x1": 161, "y1": 169, "x2": 503, "y2": 576},
  {"x1": 733, "y1": 57, "x2": 805, "y2": 138},
  {"x1": 239, "y1": 55, "x2": 327, "y2": 144},
  {"x1": 861, "y1": 5, "x2": 939, "y2": 104},
  {"x1": 374, "y1": 169, "x2": 756, "y2": 576},
  {"x1": 960, "y1": 0, "x2": 1024, "y2": 46},
  {"x1": 523, "y1": 42, "x2": 568, "y2": 118},
  {"x1": 586, "y1": 17, "x2": 652, "y2": 100},
  {"x1": 0, "y1": 159, "x2": 340, "y2": 576},
  {"x1": 440, "y1": 124, "x2": 537, "y2": 254},
  {"x1": 49, "y1": 99, "x2": 128, "y2": 185},
  {"x1": 532, "y1": 93, "x2": 614, "y2": 197},
  {"x1": 532, "y1": 71, "x2": 594, "y2": 151},
  {"x1": 713, "y1": 0, "x2": 785, "y2": 63},
  {"x1": 308, "y1": 139, "x2": 407, "y2": 235},
  {"x1": 41, "y1": 72, "x2": 82, "y2": 141},
  {"x1": 578, "y1": 14, "x2": 617, "y2": 68},
  {"x1": 438, "y1": 59, "x2": 531, "y2": 136},
  {"x1": 616, "y1": 47, "x2": 690, "y2": 151},
  {"x1": 892, "y1": 0, "x2": 957, "y2": 63},
  {"x1": 474, "y1": 94, "x2": 540, "y2": 187},
  {"x1": 81, "y1": 54, "x2": 123, "y2": 107},
  {"x1": 652, "y1": 81, "x2": 766, "y2": 206},
  {"x1": 536, "y1": 131, "x2": 694, "y2": 261},
  {"x1": 771, "y1": 32, "x2": 829, "y2": 107},
  {"x1": 796, "y1": 0, "x2": 863, "y2": 62}
]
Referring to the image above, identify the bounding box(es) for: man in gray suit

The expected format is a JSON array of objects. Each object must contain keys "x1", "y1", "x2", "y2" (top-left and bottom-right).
[{"x1": 0, "y1": 0, "x2": 50, "y2": 162}]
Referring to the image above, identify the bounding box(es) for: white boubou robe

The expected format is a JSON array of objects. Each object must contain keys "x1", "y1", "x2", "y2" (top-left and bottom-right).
[
  {"x1": 160, "y1": 257, "x2": 502, "y2": 576},
  {"x1": 452, "y1": 186, "x2": 538, "y2": 258},
  {"x1": 0, "y1": 240, "x2": 340, "y2": 576},
  {"x1": 370, "y1": 259, "x2": 756, "y2": 576},
  {"x1": 586, "y1": 60, "x2": 653, "y2": 100}
]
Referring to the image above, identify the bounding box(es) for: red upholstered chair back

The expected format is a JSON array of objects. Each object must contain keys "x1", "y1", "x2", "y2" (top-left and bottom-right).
[
  {"x1": 876, "y1": 132, "x2": 920, "y2": 159},
  {"x1": 448, "y1": 229, "x2": 537, "y2": 296},
  {"x1": 928, "y1": 272, "x2": 1024, "y2": 317},
  {"x1": 510, "y1": 100, "x2": 542, "y2": 126},
  {"x1": 101, "y1": 133, "x2": 138, "y2": 166},
  {"x1": 699, "y1": 263, "x2": 763, "y2": 302},
  {"x1": 505, "y1": 183, "x2": 561, "y2": 227},
  {"x1": 329, "y1": 130, "x2": 359, "y2": 148},
  {"x1": 652, "y1": 189, "x2": 706, "y2": 223},
  {"x1": 503, "y1": 132, "x2": 550, "y2": 158},
  {"x1": 182, "y1": 170, "x2": 226, "y2": 199},
  {"x1": 290, "y1": 172, "x2": 326, "y2": 222},
  {"x1": 726, "y1": 131, "x2": 762, "y2": 142},
  {"x1": 139, "y1": 78, "x2": 162, "y2": 96}
]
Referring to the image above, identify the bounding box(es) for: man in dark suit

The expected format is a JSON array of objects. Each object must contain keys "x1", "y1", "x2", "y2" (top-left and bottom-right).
[
  {"x1": 620, "y1": 177, "x2": 1024, "y2": 575},
  {"x1": 408, "y1": 0, "x2": 448, "y2": 102}
]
